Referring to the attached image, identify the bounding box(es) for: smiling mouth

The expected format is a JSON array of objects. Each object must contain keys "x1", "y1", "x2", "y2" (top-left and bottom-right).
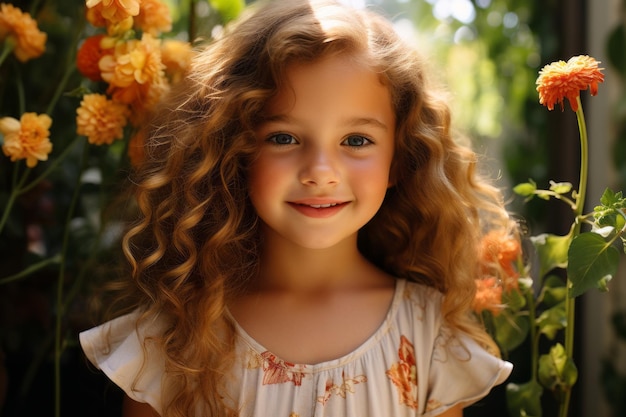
[{"x1": 304, "y1": 203, "x2": 339, "y2": 208}]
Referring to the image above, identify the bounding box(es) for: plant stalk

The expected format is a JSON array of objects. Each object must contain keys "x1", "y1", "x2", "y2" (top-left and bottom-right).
[
  {"x1": 54, "y1": 141, "x2": 88, "y2": 417},
  {"x1": 560, "y1": 96, "x2": 589, "y2": 417}
]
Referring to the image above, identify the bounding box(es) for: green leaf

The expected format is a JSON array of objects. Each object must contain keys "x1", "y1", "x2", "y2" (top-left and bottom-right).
[
  {"x1": 538, "y1": 343, "x2": 578, "y2": 397},
  {"x1": 599, "y1": 188, "x2": 622, "y2": 206},
  {"x1": 492, "y1": 309, "x2": 530, "y2": 352},
  {"x1": 539, "y1": 275, "x2": 567, "y2": 307},
  {"x1": 209, "y1": 0, "x2": 245, "y2": 22},
  {"x1": 536, "y1": 301, "x2": 566, "y2": 340},
  {"x1": 503, "y1": 287, "x2": 526, "y2": 312},
  {"x1": 514, "y1": 180, "x2": 537, "y2": 197},
  {"x1": 549, "y1": 181, "x2": 572, "y2": 195},
  {"x1": 530, "y1": 233, "x2": 571, "y2": 278},
  {"x1": 567, "y1": 232, "x2": 620, "y2": 298},
  {"x1": 506, "y1": 380, "x2": 544, "y2": 417}
]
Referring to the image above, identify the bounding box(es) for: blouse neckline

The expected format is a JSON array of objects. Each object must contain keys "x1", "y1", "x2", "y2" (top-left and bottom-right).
[{"x1": 226, "y1": 278, "x2": 407, "y2": 372}]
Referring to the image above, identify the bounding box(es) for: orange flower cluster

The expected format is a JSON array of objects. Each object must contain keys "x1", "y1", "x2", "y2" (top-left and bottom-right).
[
  {"x1": 473, "y1": 230, "x2": 522, "y2": 315},
  {"x1": 0, "y1": 113, "x2": 52, "y2": 168},
  {"x1": 77, "y1": 0, "x2": 194, "y2": 164},
  {"x1": 0, "y1": 3, "x2": 47, "y2": 62},
  {"x1": 536, "y1": 55, "x2": 605, "y2": 112}
]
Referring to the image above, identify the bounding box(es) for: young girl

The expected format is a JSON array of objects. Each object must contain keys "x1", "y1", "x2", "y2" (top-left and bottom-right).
[{"x1": 80, "y1": 0, "x2": 516, "y2": 416}]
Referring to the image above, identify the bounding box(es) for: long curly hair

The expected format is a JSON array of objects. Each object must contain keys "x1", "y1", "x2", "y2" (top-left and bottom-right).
[{"x1": 117, "y1": 0, "x2": 516, "y2": 415}]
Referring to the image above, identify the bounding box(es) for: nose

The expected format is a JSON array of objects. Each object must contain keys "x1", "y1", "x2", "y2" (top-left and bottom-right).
[{"x1": 298, "y1": 145, "x2": 340, "y2": 187}]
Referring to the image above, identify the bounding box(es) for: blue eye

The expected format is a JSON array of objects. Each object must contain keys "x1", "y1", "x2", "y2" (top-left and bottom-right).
[
  {"x1": 268, "y1": 133, "x2": 297, "y2": 145},
  {"x1": 343, "y1": 135, "x2": 371, "y2": 147}
]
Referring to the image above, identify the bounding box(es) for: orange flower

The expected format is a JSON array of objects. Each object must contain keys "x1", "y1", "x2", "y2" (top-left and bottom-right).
[
  {"x1": 536, "y1": 55, "x2": 604, "y2": 112},
  {"x1": 472, "y1": 277, "x2": 503, "y2": 315},
  {"x1": 135, "y1": 0, "x2": 172, "y2": 36},
  {"x1": 77, "y1": 34, "x2": 109, "y2": 81},
  {"x1": 99, "y1": 34, "x2": 167, "y2": 113},
  {"x1": 480, "y1": 230, "x2": 521, "y2": 290},
  {"x1": 0, "y1": 3, "x2": 47, "y2": 62},
  {"x1": 76, "y1": 93, "x2": 129, "y2": 145},
  {"x1": 86, "y1": 0, "x2": 140, "y2": 25},
  {"x1": 161, "y1": 39, "x2": 193, "y2": 83},
  {"x1": 0, "y1": 113, "x2": 52, "y2": 168}
]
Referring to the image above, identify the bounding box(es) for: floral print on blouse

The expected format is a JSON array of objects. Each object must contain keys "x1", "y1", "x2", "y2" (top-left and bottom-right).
[{"x1": 79, "y1": 279, "x2": 512, "y2": 417}]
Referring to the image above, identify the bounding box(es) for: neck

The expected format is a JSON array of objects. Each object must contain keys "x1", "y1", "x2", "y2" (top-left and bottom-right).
[{"x1": 254, "y1": 230, "x2": 382, "y2": 293}]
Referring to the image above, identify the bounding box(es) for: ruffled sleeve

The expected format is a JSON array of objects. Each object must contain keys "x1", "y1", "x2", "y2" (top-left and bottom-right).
[
  {"x1": 79, "y1": 311, "x2": 166, "y2": 414},
  {"x1": 423, "y1": 318, "x2": 512, "y2": 416}
]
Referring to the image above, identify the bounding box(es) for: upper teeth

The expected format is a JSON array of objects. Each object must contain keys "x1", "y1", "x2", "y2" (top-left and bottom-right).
[{"x1": 309, "y1": 203, "x2": 338, "y2": 208}]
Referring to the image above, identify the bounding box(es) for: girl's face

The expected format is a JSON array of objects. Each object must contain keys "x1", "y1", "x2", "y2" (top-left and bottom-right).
[{"x1": 249, "y1": 54, "x2": 395, "y2": 250}]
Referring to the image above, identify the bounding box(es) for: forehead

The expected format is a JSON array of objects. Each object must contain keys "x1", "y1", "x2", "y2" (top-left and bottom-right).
[{"x1": 264, "y1": 54, "x2": 394, "y2": 123}]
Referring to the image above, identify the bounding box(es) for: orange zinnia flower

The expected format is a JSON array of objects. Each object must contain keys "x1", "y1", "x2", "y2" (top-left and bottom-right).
[
  {"x1": 472, "y1": 277, "x2": 503, "y2": 315},
  {"x1": 0, "y1": 113, "x2": 52, "y2": 168},
  {"x1": 76, "y1": 93, "x2": 129, "y2": 145},
  {"x1": 77, "y1": 34, "x2": 109, "y2": 81},
  {"x1": 0, "y1": 3, "x2": 47, "y2": 62},
  {"x1": 135, "y1": 0, "x2": 172, "y2": 36},
  {"x1": 86, "y1": 0, "x2": 140, "y2": 25},
  {"x1": 536, "y1": 55, "x2": 604, "y2": 112}
]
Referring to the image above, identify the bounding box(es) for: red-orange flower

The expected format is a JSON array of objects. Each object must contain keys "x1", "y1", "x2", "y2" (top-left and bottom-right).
[
  {"x1": 536, "y1": 55, "x2": 605, "y2": 112},
  {"x1": 0, "y1": 3, "x2": 47, "y2": 62},
  {"x1": 76, "y1": 93, "x2": 130, "y2": 145},
  {"x1": 480, "y1": 230, "x2": 521, "y2": 290},
  {"x1": 0, "y1": 113, "x2": 52, "y2": 168},
  {"x1": 77, "y1": 34, "x2": 109, "y2": 81},
  {"x1": 472, "y1": 277, "x2": 503, "y2": 315}
]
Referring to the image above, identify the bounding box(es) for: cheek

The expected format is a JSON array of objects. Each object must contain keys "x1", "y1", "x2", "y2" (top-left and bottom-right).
[{"x1": 248, "y1": 155, "x2": 285, "y2": 199}]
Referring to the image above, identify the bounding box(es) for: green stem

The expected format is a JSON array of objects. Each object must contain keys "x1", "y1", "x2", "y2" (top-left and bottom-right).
[
  {"x1": 532, "y1": 190, "x2": 577, "y2": 209},
  {"x1": 0, "y1": 39, "x2": 15, "y2": 68},
  {"x1": 0, "y1": 167, "x2": 31, "y2": 235},
  {"x1": 560, "y1": 97, "x2": 589, "y2": 417},
  {"x1": 45, "y1": 17, "x2": 85, "y2": 116},
  {"x1": 54, "y1": 141, "x2": 88, "y2": 417},
  {"x1": 12, "y1": 58, "x2": 26, "y2": 114},
  {"x1": 0, "y1": 254, "x2": 62, "y2": 285},
  {"x1": 18, "y1": 135, "x2": 82, "y2": 196},
  {"x1": 525, "y1": 286, "x2": 539, "y2": 382}
]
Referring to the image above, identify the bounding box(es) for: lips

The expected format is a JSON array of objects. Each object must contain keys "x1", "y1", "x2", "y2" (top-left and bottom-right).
[{"x1": 288, "y1": 201, "x2": 348, "y2": 218}]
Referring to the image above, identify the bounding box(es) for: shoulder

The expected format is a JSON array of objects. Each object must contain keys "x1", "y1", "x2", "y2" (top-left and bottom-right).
[
  {"x1": 396, "y1": 279, "x2": 444, "y2": 319},
  {"x1": 79, "y1": 311, "x2": 167, "y2": 414}
]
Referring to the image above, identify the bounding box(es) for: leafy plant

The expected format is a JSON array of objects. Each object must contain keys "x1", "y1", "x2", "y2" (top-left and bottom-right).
[{"x1": 475, "y1": 55, "x2": 626, "y2": 417}]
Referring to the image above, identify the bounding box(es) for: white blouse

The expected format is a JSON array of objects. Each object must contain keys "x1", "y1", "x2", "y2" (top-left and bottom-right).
[{"x1": 80, "y1": 279, "x2": 512, "y2": 416}]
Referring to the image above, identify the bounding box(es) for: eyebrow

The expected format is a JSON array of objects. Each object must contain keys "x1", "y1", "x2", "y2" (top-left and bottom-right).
[{"x1": 261, "y1": 114, "x2": 390, "y2": 132}]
